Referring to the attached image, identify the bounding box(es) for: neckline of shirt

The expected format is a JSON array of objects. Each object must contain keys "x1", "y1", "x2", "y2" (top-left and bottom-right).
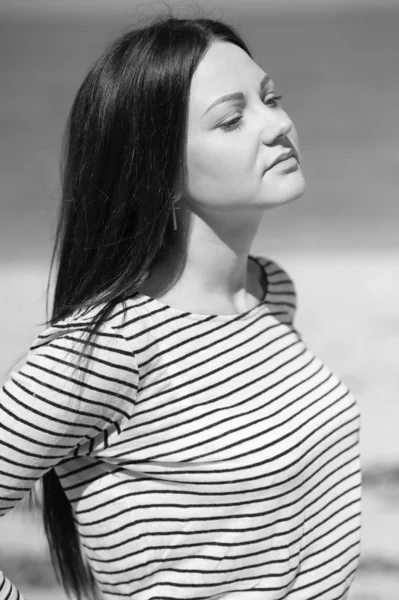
[{"x1": 132, "y1": 254, "x2": 270, "y2": 322}]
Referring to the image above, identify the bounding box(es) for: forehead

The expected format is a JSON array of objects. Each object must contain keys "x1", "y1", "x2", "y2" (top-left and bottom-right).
[{"x1": 189, "y1": 41, "x2": 267, "y2": 112}]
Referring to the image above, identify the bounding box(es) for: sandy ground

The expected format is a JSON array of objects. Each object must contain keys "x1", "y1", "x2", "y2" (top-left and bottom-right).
[{"x1": 1, "y1": 250, "x2": 398, "y2": 598}]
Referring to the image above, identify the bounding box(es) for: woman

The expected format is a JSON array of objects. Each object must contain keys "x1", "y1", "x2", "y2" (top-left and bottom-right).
[{"x1": 0, "y1": 15, "x2": 361, "y2": 600}]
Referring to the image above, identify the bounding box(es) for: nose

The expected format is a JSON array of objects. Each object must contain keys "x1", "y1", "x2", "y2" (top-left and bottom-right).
[{"x1": 260, "y1": 108, "x2": 293, "y2": 145}]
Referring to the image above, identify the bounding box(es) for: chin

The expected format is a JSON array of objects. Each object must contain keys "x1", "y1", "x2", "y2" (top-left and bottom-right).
[{"x1": 261, "y1": 173, "x2": 306, "y2": 209}]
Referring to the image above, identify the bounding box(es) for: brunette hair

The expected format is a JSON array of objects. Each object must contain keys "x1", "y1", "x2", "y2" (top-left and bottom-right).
[{"x1": 40, "y1": 13, "x2": 252, "y2": 599}]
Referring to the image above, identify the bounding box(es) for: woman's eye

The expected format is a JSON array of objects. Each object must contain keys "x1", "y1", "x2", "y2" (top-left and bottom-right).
[
  {"x1": 220, "y1": 93, "x2": 283, "y2": 134},
  {"x1": 264, "y1": 93, "x2": 283, "y2": 107},
  {"x1": 220, "y1": 116, "x2": 243, "y2": 134}
]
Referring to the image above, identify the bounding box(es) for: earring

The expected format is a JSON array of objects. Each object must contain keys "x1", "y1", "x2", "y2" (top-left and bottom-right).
[{"x1": 171, "y1": 192, "x2": 181, "y2": 231}]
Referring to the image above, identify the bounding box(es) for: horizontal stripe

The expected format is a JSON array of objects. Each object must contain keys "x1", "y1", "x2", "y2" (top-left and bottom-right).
[{"x1": 0, "y1": 256, "x2": 361, "y2": 600}]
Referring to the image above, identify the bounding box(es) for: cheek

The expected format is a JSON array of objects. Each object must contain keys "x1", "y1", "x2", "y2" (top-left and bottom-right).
[
  {"x1": 186, "y1": 135, "x2": 246, "y2": 181},
  {"x1": 184, "y1": 135, "x2": 256, "y2": 204}
]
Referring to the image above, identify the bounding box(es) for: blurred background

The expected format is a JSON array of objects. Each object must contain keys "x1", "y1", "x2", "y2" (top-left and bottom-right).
[{"x1": 0, "y1": 0, "x2": 398, "y2": 598}]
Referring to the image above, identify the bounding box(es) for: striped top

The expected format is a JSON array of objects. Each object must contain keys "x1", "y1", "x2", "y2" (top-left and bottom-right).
[{"x1": 0, "y1": 256, "x2": 361, "y2": 600}]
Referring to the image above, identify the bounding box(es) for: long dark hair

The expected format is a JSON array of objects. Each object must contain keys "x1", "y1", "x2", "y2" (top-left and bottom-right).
[{"x1": 40, "y1": 13, "x2": 252, "y2": 600}]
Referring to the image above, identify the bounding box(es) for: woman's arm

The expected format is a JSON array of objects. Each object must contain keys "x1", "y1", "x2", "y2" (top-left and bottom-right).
[{"x1": 0, "y1": 315, "x2": 138, "y2": 599}]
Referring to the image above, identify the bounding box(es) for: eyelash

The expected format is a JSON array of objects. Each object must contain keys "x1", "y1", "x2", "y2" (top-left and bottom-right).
[{"x1": 220, "y1": 94, "x2": 283, "y2": 134}]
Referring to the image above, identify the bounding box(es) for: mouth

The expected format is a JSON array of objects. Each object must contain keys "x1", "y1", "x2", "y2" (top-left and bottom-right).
[
  {"x1": 266, "y1": 148, "x2": 299, "y2": 172},
  {"x1": 273, "y1": 149, "x2": 297, "y2": 167}
]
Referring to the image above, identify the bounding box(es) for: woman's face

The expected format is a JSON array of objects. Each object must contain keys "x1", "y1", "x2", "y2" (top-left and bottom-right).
[{"x1": 183, "y1": 41, "x2": 305, "y2": 211}]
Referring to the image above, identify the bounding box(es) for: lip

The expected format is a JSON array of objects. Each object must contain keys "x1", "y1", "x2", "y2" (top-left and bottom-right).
[{"x1": 267, "y1": 149, "x2": 298, "y2": 171}]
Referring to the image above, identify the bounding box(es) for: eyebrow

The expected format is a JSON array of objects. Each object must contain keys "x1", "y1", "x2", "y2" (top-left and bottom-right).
[{"x1": 202, "y1": 74, "x2": 272, "y2": 117}]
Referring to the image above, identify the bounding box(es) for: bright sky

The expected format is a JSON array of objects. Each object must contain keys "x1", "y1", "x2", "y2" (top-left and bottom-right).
[{"x1": 0, "y1": 0, "x2": 397, "y2": 16}]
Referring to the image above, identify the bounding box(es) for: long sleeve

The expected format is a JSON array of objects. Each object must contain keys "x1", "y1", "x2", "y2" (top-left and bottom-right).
[{"x1": 0, "y1": 313, "x2": 138, "y2": 600}]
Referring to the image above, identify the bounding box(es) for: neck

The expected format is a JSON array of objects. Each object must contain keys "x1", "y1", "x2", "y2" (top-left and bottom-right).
[{"x1": 143, "y1": 205, "x2": 265, "y2": 314}]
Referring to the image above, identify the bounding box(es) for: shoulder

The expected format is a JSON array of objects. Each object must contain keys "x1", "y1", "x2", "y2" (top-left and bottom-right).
[
  {"x1": 28, "y1": 301, "x2": 140, "y2": 378},
  {"x1": 260, "y1": 255, "x2": 296, "y2": 291},
  {"x1": 255, "y1": 255, "x2": 297, "y2": 321},
  {"x1": 2, "y1": 302, "x2": 141, "y2": 432}
]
